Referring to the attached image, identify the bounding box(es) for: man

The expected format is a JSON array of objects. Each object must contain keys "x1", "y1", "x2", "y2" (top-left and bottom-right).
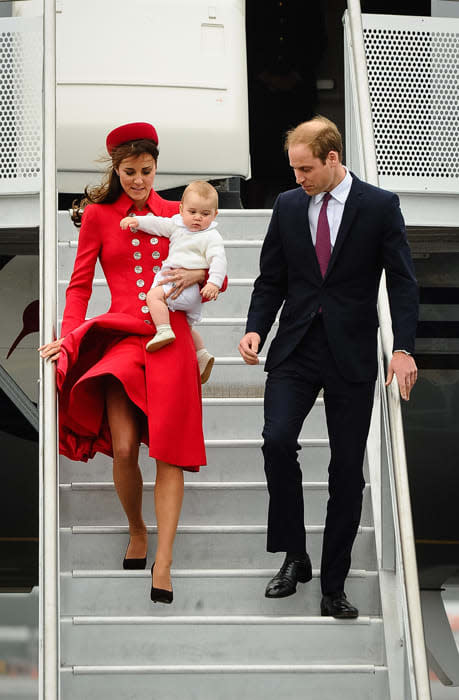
[{"x1": 239, "y1": 116, "x2": 418, "y2": 618}]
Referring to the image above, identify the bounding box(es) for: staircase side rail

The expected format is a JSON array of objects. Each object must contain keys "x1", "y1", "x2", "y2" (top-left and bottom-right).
[
  {"x1": 346, "y1": 3, "x2": 431, "y2": 699},
  {"x1": 39, "y1": 0, "x2": 59, "y2": 699}
]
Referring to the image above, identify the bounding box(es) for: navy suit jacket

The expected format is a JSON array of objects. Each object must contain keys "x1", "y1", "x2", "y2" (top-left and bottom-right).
[{"x1": 246, "y1": 174, "x2": 419, "y2": 382}]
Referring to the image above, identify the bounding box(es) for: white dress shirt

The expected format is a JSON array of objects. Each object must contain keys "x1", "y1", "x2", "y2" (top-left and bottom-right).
[
  {"x1": 308, "y1": 166, "x2": 353, "y2": 248},
  {"x1": 307, "y1": 168, "x2": 411, "y2": 355}
]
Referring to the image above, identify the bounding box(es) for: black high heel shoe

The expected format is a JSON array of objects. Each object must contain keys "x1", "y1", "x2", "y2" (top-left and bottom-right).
[
  {"x1": 122, "y1": 538, "x2": 147, "y2": 570},
  {"x1": 150, "y1": 562, "x2": 173, "y2": 604}
]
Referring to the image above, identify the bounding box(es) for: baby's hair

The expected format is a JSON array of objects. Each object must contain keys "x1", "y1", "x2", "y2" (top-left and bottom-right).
[{"x1": 181, "y1": 180, "x2": 218, "y2": 209}]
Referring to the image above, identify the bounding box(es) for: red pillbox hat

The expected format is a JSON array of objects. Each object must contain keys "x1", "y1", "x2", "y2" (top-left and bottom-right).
[{"x1": 106, "y1": 122, "x2": 159, "y2": 154}]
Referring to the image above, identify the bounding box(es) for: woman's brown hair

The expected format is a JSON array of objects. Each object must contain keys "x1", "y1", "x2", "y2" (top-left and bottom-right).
[{"x1": 71, "y1": 138, "x2": 159, "y2": 227}]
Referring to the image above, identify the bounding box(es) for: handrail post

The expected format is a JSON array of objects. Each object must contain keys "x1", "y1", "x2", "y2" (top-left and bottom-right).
[
  {"x1": 39, "y1": 0, "x2": 59, "y2": 698},
  {"x1": 347, "y1": 2, "x2": 431, "y2": 699}
]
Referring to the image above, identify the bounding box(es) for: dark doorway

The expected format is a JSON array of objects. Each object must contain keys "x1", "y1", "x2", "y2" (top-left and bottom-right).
[{"x1": 242, "y1": 0, "x2": 432, "y2": 209}]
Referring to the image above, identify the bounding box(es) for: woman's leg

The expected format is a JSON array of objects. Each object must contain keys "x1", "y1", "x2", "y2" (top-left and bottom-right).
[
  {"x1": 153, "y1": 460, "x2": 184, "y2": 591},
  {"x1": 105, "y1": 376, "x2": 147, "y2": 559}
]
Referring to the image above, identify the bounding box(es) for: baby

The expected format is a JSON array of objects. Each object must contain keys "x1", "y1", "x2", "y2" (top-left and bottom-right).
[{"x1": 120, "y1": 180, "x2": 227, "y2": 383}]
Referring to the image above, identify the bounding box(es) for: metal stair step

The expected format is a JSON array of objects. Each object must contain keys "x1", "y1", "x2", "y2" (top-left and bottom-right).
[
  {"x1": 60, "y1": 438, "x2": 333, "y2": 483},
  {"x1": 58, "y1": 239, "x2": 264, "y2": 279},
  {"x1": 189, "y1": 357, "x2": 268, "y2": 396},
  {"x1": 201, "y1": 398, "x2": 326, "y2": 439},
  {"x1": 59, "y1": 482, "x2": 373, "y2": 527},
  {"x1": 57, "y1": 278, "x2": 258, "y2": 319},
  {"x1": 60, "y1": 664, "x2": 390, "y2": 700},
  {"x1": 198, "y1": 357, "x2": 266, "y2": 396},
  {"x1": 60, "y1": 568, "x2": 381, "y2": 617},
  {"x1": 59, "y1": 525, "x2": 377, "y2": 572},
  {"x1": 196, "y1": 317, "x2": 276, "y2": 358},
  {"x1": 55, "y1": 316, "x2": 276, "y2": 390},
  {"x1": 60, "y1": 615, "x2": 385, "y2": 666},
  {"x1": 52, "y1": 345, "x2": 269, "y2": 394},
  {"x1": 57, "y1": 209, "x2": 272, "y2": 242}
]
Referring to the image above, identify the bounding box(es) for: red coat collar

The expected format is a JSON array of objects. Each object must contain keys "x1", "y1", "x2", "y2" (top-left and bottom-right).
[{"x1": 112, "y1": 189, "x2": 172, "y2": 217}]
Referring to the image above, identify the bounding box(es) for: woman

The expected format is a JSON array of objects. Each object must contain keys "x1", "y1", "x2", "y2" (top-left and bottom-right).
[{"x1": 40, "y1": 122, "x2": 216, "y2": 604}]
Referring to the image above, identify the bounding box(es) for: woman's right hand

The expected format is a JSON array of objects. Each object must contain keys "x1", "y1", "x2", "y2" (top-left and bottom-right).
[
  {"x1": 38, "y1": 338, "x2": 65, "y2": 362},
  {"x1": 159, "y1": 268, "x2": 206, "y2": 300}
]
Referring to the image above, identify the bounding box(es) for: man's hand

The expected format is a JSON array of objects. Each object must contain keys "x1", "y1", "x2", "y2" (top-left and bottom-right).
[
  {"x1": 201, "y1": 282, "x2": 219, "y2": 301},
  {"x1": 386, "y1": 352, "x2": 418, "y2": 401},
  {"x1": 238, "y1": 332, "x2": 261, "y2": 365},
  {"x1": 120, "y1": 216, "x2": 138, "y2": 231}
]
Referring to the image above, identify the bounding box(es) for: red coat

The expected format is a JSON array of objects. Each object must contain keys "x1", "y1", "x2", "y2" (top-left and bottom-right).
[{"x1": 57, "y1": 189, "x2": 206, "y2": 470}]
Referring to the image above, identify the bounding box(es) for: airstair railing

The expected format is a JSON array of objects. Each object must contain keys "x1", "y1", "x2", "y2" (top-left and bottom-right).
[
  {"x1": 346, "y1": 2, "x2": 431, "y2": 699},
  {"x1": 39, "y1": 0, "x2": 59, "y2": 698}
]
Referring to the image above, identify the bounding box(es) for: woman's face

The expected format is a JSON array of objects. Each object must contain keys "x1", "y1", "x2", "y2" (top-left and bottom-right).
[{"x1": 116, "y1": 153, "x2": 157, "y2": 209}]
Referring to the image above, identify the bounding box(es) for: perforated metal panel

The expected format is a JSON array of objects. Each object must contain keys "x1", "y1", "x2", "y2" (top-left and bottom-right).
[
  {"x1": 0, "y1": 17, "x2": 42, "y2": 194},
  {"x1": 362, "y1": 15, "x2": 459, "y2": 194}
]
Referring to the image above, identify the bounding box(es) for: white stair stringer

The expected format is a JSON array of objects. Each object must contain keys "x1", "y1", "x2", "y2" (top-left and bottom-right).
[{"x1": 58, "y1": 208, "x2": 391, "y2": 699}]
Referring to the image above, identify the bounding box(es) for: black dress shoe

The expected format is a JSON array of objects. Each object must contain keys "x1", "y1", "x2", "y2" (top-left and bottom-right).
[
  {"x1": 265, "y1": 555, "x2": 312, "y2": 598},
  {"x1": 321, "y1": 592, "x2": 358, "y2": 619},
  {"x1": 150, "y1": 563, "x2": 173, "y2": 604},
  {"x1": 122, "y1": 540, "x2": 147, "y2": 570}
]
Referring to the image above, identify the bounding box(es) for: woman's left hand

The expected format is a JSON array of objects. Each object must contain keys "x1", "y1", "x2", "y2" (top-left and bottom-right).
[
  {"x1": 38, "y1": 337, "x2": 65, "y2": 362},
  {"x1": 158, "y1": 268, "x2": 206, "y2": 300}
]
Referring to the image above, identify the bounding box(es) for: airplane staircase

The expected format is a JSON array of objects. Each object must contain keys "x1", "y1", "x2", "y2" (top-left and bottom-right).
[{"x1": 57, "y1": 208, "x2": 391, "y2": 699}]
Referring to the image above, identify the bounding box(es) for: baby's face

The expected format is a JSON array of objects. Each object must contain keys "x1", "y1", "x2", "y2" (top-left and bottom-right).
[{"x1": 180, "y1": 193, "x2": 217, "y2": 232}]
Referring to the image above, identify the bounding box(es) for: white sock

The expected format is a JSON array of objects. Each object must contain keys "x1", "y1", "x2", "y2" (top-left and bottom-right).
[{"x1": 196, "y1": 348, "x2": 209, "y2": 357}]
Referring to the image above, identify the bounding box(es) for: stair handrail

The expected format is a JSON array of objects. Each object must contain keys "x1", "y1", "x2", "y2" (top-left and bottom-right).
[
  {"x1": 346, "y1": 2, "x2": 431, "y2": 699},
  {"x1": 39, "y1": 0, "x2": 59, "y2": 698}
]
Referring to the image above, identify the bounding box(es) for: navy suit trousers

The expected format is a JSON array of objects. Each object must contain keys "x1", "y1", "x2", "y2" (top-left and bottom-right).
[{"x1": 262, "y1": 315, "x2": 375, "y2": 594}]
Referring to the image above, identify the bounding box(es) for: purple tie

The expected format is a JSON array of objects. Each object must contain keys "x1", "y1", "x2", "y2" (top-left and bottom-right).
[{"x1": 315, "y1": 192, "x2": 331, "y2": 277}]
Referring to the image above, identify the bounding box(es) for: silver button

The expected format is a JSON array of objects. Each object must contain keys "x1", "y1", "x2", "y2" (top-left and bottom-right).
[
  {"x1": 144, "y1": 319, "x2": 152, "y2": 324},
  {"x1": 141, "y1": 305, "x2": 150, "y2": 314},
  {"x1": 150, "y1": 237, "x2": 158, "y2": 245},
  {"x1": 133, "y1": 251, "x2": 142, "y2": 260},
  {"x1": 152, "y1": 251, "x2": 160, "y2": 259},
  {"x1": 153, "y1": 265, "x2": 160, "y2": 273},
  {"x1": 136, "y1": 279, "x2": 145, "y2": 288},
  {"x1": 134, "y1": 265, "x2": 143, "y2": 274},
  {"x1": 131, "y1": 238, "x2": 140, "y2": 247},
  {"x1": 138, "y1": 292, "x2": 147, "y2": 300}
]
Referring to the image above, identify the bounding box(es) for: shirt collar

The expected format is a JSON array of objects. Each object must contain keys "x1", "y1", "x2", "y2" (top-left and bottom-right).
[{"x1": 313, "y1": 166, "x2": 352, "y2": 206}]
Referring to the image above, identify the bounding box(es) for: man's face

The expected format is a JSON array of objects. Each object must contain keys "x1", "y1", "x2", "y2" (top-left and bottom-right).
[{"x1": 288, "y1": 143, "x2": 338, "y2": 196}]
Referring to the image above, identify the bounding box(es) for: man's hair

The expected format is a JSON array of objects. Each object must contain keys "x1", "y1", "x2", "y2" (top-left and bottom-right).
[
  {"x1": 181, "y1": 180, "x2": 218, "y2": 209},
  {"x1": 285, "y1": 116, "x2": 343, "y2": 163}
]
